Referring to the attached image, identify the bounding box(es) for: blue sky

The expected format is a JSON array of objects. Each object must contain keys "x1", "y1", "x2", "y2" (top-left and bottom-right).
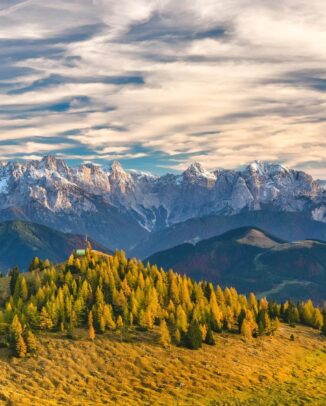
[{"x1": 0, "y1": 0, "x2": 325, "y2": 177}]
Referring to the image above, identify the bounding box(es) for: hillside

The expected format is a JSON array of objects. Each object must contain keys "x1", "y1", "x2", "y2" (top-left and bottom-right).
[
  {"x1": 147, "y1": 227, "x2": 326, "y2": 302},
  {"x1": 132, "y1": 211, "x2": 326, "y2": 258},
  {"x1": 0, "y1": 324, "x2": 325, "y2": 405},
  {"x1": 0, "y1": 221, "x2": 110, "y2": 272},
  {"x1": 0, "y1": 248, "x2": 325, "y2": 405}
]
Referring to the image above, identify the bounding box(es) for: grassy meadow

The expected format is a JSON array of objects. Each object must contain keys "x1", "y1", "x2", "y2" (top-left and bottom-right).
[{"x1": 0, "y1": 323, "x2": 325, "y2": 405}]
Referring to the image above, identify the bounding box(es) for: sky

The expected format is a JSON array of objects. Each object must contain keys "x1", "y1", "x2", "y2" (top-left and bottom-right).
[{"x1": 0, "y1": 0, "x2": 325, "y2": 177}]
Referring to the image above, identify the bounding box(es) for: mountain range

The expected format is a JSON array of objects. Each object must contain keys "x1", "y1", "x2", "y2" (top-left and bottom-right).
[
  {"x1": 0, "y1": 156, "x2": 325, "y2": 301},
  {"x1": 147, "y1": 227, "x2": 326, "y2": 303},
  {"x1": 0, "y1": 156, "x2": 325, "y2": 252}
]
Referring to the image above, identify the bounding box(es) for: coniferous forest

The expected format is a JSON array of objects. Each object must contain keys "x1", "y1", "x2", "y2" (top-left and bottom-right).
[{"x1": 1, "y1": 245, "x2": 325, "y2": 358}]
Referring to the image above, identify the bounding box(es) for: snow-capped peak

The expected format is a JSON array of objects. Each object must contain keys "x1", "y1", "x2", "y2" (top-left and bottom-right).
[
  {"x1": 110, "y1": 160, "x2": 125, "y2": 173},
  {"x1": 0, "y1": 155, "x2": 323, "y2": 235},
  {"x1": 247, "y1": 160, "x2": 290, "y2": 176},
  {"x1": 184, "y1": 162, "x2": 217, "y2": 180},
  {"x1": 129, "y1": 169, "x2": 158, "y2": 180},
  {"x1": 38, "y1": 155, "x2": 68, "y2": 173}
]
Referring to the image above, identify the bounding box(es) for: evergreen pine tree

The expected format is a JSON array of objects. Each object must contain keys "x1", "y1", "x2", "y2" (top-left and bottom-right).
[
  {"x1": 9, "y1": 266, "x2": 19, "y2": 296},
  {"x1": 11, "y1": 314, "x2": 23, "y2": 337},
  {"x1": 176, "y1": 305, "x2": 188, "y2": 333},
  {"x1": 204, "y1": 326, "x2": 216, "y2": 345},
  {"x1": 312, "y1": 308, "x2": 323, "y2": 329},
  {"x1": 66, "y1": 320, "x2": 75, "y2": 339},
  {"x1": 88, "y1": 311, "x2": 96, "y2": 340},
  {"x1": 39, "y1": 307, "x2": 53, "y2": 330},
  {"x1": 159, "y1": 319, "x2": 171, "y2": 348},
  {"x1": 99, "y1": 315, "x2": 106, "y2": 333},
  {"x1": 67, "y1": 254, "x2": 74, "y2": 267},
  {"x1": 321, "y1": 318, "x2": 326, "y2": 336},
  {"x1": 43, "y1": 259, "x2": 51, "y2": 268},
  {"x1": 185, "y1": 321, "x2": 202, "y2": 350},
  {"x1": 20, "y1": 277, "x2": 28, "y2": 301},
  {"x1": 29, "y1": 257, "x2": 40, "y2": 272},
  {"x1": 121, "y1": 325, "x2": 130, "y2": 342},
  {"x1": 15, "y1": 334, "x2": 27, "y2": 358},
  {"x1": 174, "y1": 328, "x2": 182, "y2": 346},
  {"x1": 25, "y1": 330, "x2": 38, "y2": 354},
  {"x1": 199, "y1": 324, "x2": 207, "y2": 341},
  {"x1": 237, "y1": 309, "x2": 246, "y2": 333},
  {"x1": 240, "y1": 319, "x2": 252, "y2": 339},
  {"x1": 116, "y1": 315, "x2": 123, "y2": 330}
]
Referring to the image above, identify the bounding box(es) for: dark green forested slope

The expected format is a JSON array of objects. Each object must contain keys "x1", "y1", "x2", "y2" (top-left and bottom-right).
[
  {"x1": 0, "y1": 221, "x2": 110, "y2": 272},
  {"x1": 147, "y1": 227, "x2": 326, "y2": 302},
  {"x1": 133, "y1": 211, "x2": 326, "y2": 258}
]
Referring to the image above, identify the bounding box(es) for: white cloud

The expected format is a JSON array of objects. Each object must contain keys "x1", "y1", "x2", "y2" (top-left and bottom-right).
[{"x1": 0, "y1": 0, "x2": 325, "y2": 178}]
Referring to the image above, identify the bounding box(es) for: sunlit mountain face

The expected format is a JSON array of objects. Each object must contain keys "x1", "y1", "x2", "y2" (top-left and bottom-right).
[
  {"x1": 0, "y1": 1, "x2": 325, "y2": 180},
  {"x1": 0, "y1": 156, "x2": 325, "y2": 253}
]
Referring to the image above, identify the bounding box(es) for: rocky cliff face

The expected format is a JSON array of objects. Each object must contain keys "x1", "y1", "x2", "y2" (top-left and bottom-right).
[{"x1": 0, "y1": 156, "x2": 325, "y2": 249}]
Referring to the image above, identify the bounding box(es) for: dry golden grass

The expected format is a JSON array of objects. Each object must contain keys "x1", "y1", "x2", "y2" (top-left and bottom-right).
[{"x1": 0, "y1": 324, "x2": 325, "y2": 405}]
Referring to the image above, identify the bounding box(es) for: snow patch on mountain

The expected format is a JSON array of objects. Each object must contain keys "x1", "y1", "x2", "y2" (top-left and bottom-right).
[
  {"x1": 0, "y1": 176, "x2": 9, "y2": 194},
  {"x1": 0, "y1": 156, "x2": 324, "y2": 235},
  {"x1": 317, "y1": 180, "x2": 326, "y2": 190},
  {"x1": 312, "y1": 206, "x2": 326, "y2": 222}
]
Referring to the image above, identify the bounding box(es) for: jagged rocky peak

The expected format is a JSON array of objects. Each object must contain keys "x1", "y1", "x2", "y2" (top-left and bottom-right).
[
  {"x1": 109, "y1": 160, "x2": 130, "y2": 181},
  {"x1": 186, "y1": 162, "x2": 205, "y2": 172},
  {"x1": 183, "y1": 162, "x2": 217, "y2": 180},
  {"x1": 78, "y1": 162, "x2": 104, "y2": 175},
  {"x1": 106, "y1": 160, "x2": 135, "y2": 195},
  {"x1": 185, "y1": 162, "x2": 205, "y2": 175},
  {"x1": 246, "y1": 160, "x2": 290, "y2": 177},
  {"x1": 38, "y1": 155, "x2": 68, "y2": 173},
  {"x1": 110, "y1": 160, "x2": 125, "y2": 174},
  {"x1": 129, "y1": 169, "x2": 158, "y2": 183},
  {"x1": 0, "y1": 155, "x2": 324, "y2": 232},
  {"x1": 73, "y1": 163, "x2": 111, "y2": 194}
]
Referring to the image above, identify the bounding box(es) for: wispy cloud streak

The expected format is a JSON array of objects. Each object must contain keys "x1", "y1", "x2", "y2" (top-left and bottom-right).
[{"x1": 0, "y1": 0, "x2": 325, "y2": 177}]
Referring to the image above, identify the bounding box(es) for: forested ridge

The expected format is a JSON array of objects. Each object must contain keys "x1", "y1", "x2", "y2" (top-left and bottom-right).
[{"x1": 1, "y1": 245, "x2": 325, "y2": 357}]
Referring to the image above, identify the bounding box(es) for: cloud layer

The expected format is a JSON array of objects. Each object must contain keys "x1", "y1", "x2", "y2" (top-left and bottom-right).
[{"x1": 0, "y1": 0, "x2": 325, "y2": 177}]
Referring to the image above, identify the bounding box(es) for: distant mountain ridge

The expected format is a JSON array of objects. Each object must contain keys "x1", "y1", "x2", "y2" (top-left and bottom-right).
[
  {"x1": 132, "y1": 211, "x2": 326, "y2": 258},
  {"x1": 0, "y1": 221, "x2": 110, "y2": 272},
  {"x1": 147, "y1": 227, "x2": 326, "y2": 303},
  {"x1": 0, "y1": 156, "x2": 325, "y2": 251}
]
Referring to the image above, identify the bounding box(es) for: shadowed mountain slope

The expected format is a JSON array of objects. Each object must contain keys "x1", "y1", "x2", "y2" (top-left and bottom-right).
[
  {"x1": 0, "y1": 221, "x2": 110, "y2": 272},
  {"x1": 133, "y1": 211, "x2": 326, "y2": 258},
  {"x1": 147, "y1": 227, "x2": 326, "y2": 302}
]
